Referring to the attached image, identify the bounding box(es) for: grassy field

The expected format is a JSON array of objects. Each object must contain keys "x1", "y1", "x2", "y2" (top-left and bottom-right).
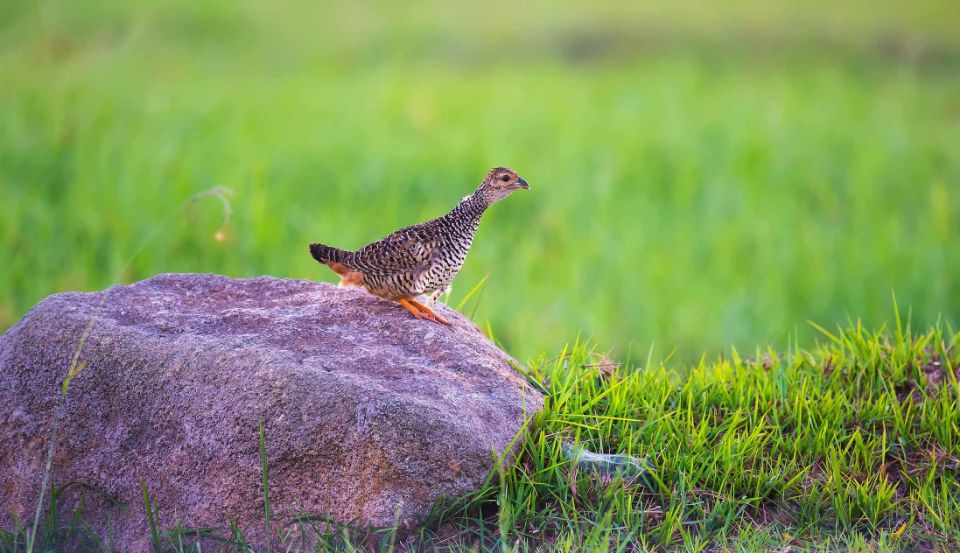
[
  {"x1": 2, "y1": 1, "x2": 960, "y2": 550},
  {"x1": 2, "y1": 0, "x2": 959, "y2": 362},
  {"x1": 3, "y1": 321, "x2": 959, "y2": 551}
]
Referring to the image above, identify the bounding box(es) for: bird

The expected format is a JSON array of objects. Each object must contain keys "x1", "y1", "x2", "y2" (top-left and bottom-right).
[{"x1": 309, "y1": 167, "x2": 530, "y2": 325}]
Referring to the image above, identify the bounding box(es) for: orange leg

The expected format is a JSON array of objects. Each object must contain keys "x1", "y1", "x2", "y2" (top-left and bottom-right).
[
  {"x1": 397, "y1": 299, "x2": 426, "y2": 320},
  {"x1": 409, "y1": 299, "x2": 451, "y2": 326}
]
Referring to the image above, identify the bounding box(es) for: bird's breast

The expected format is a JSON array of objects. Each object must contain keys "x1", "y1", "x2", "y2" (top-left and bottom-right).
[{"x1": 418, "y1": 236, "x2": 473, "y2": 291}]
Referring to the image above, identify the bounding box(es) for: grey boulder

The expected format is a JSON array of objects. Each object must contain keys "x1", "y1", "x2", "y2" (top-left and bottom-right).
[{"x1": 0, "y1": 273, "x2": 543, "y2": 551}]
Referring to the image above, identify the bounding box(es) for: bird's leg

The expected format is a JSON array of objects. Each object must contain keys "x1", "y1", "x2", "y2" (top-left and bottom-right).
[
  {"x1": 408, "y1": 299, "x2": 451, "y2": 326},
  {"x1": 396, "y1": 299, "x2": 426, "y2": 320},
  {"x1": 396, "y1": 298, "x2": 449, "y2": 325},
  {"x1": 426, "y1": 286, "x2": 450, "y2": 307}
]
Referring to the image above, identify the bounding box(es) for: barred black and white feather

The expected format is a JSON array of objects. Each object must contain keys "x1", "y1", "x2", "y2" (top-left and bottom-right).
[{"x1": 309, "y1": 167, "x2": 529, "y2": 302}]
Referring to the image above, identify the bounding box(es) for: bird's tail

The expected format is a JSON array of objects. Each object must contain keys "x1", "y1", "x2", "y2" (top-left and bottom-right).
[
  {"x1": 310, "y1": 243, "x2": 361, "y2": 280},
  {"x1": 309, "y1": 243, "x2": 351, "y2": 265}
]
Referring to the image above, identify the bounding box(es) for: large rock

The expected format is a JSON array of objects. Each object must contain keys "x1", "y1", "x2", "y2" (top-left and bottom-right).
[{"x1": 0, "y1": 273, "x2": 543, "y2": 551}]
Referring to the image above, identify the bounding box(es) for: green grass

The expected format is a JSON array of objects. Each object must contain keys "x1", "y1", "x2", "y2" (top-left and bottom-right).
[
  {"x1": 2, "y1": 1, "x2": 960, "y2": 550},
  {"x1": 3, "y1": 321, "x2": 959, "y2": 551},
  {"x1": 1, "y1": 0, "x2": 959, "y2": 362}
]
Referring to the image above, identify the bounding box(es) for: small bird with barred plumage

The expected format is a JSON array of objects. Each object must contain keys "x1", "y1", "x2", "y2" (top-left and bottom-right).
[{"x1": 309, "y1": 167, "x2": 529, "y2": 324}]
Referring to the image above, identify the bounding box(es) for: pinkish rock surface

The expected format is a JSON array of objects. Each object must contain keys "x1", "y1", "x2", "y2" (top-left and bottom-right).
[{"x1": 0, "y1": 273, "x2": 542, "y2": 551}]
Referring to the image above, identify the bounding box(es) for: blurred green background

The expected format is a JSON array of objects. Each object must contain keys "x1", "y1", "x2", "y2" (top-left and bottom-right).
[{"x1": 1, "y1": 0, "x2": 958, "y2": 362}]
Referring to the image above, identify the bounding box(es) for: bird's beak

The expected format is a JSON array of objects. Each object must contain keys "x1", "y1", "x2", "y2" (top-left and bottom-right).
[{"x1": 517, "y1": 177, "x2": 530, "y2": 189}]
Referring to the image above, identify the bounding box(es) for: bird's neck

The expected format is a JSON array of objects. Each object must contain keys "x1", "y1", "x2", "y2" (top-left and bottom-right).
[{"x1": 451, "y1": 191, "x2": 490, "y2": 221}]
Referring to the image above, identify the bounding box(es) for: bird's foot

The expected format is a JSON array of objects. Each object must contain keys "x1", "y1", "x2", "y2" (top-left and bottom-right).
[
  {"x1": 410, "y1": 299, "x2": 451, "y2": 325},
  {"x1": 396, "y1": 299, "x2": 451, "y2": 326},
  {"x1": 397, "y1": 299, "x2": 426, "y2": 320}
]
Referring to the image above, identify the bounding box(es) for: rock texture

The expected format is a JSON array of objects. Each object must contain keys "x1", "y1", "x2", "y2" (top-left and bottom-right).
[{"x1": 0, "y1": 274, "x2": 542, "y2": 551}]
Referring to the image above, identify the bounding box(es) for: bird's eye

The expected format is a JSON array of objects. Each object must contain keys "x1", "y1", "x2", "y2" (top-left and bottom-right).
[{"x1": 500, "y1": 174, "x2": 510, "y2": 182}]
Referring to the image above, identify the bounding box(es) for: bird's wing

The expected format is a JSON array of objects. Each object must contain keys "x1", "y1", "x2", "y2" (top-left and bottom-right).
[{"x1": 354, "y1": 225, "x2": 438, "y2": 276}]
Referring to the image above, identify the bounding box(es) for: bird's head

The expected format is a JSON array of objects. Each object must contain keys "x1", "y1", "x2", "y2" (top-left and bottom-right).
[{"x1": 476, "y1": 167, "x2": 530, "y2": 204}]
